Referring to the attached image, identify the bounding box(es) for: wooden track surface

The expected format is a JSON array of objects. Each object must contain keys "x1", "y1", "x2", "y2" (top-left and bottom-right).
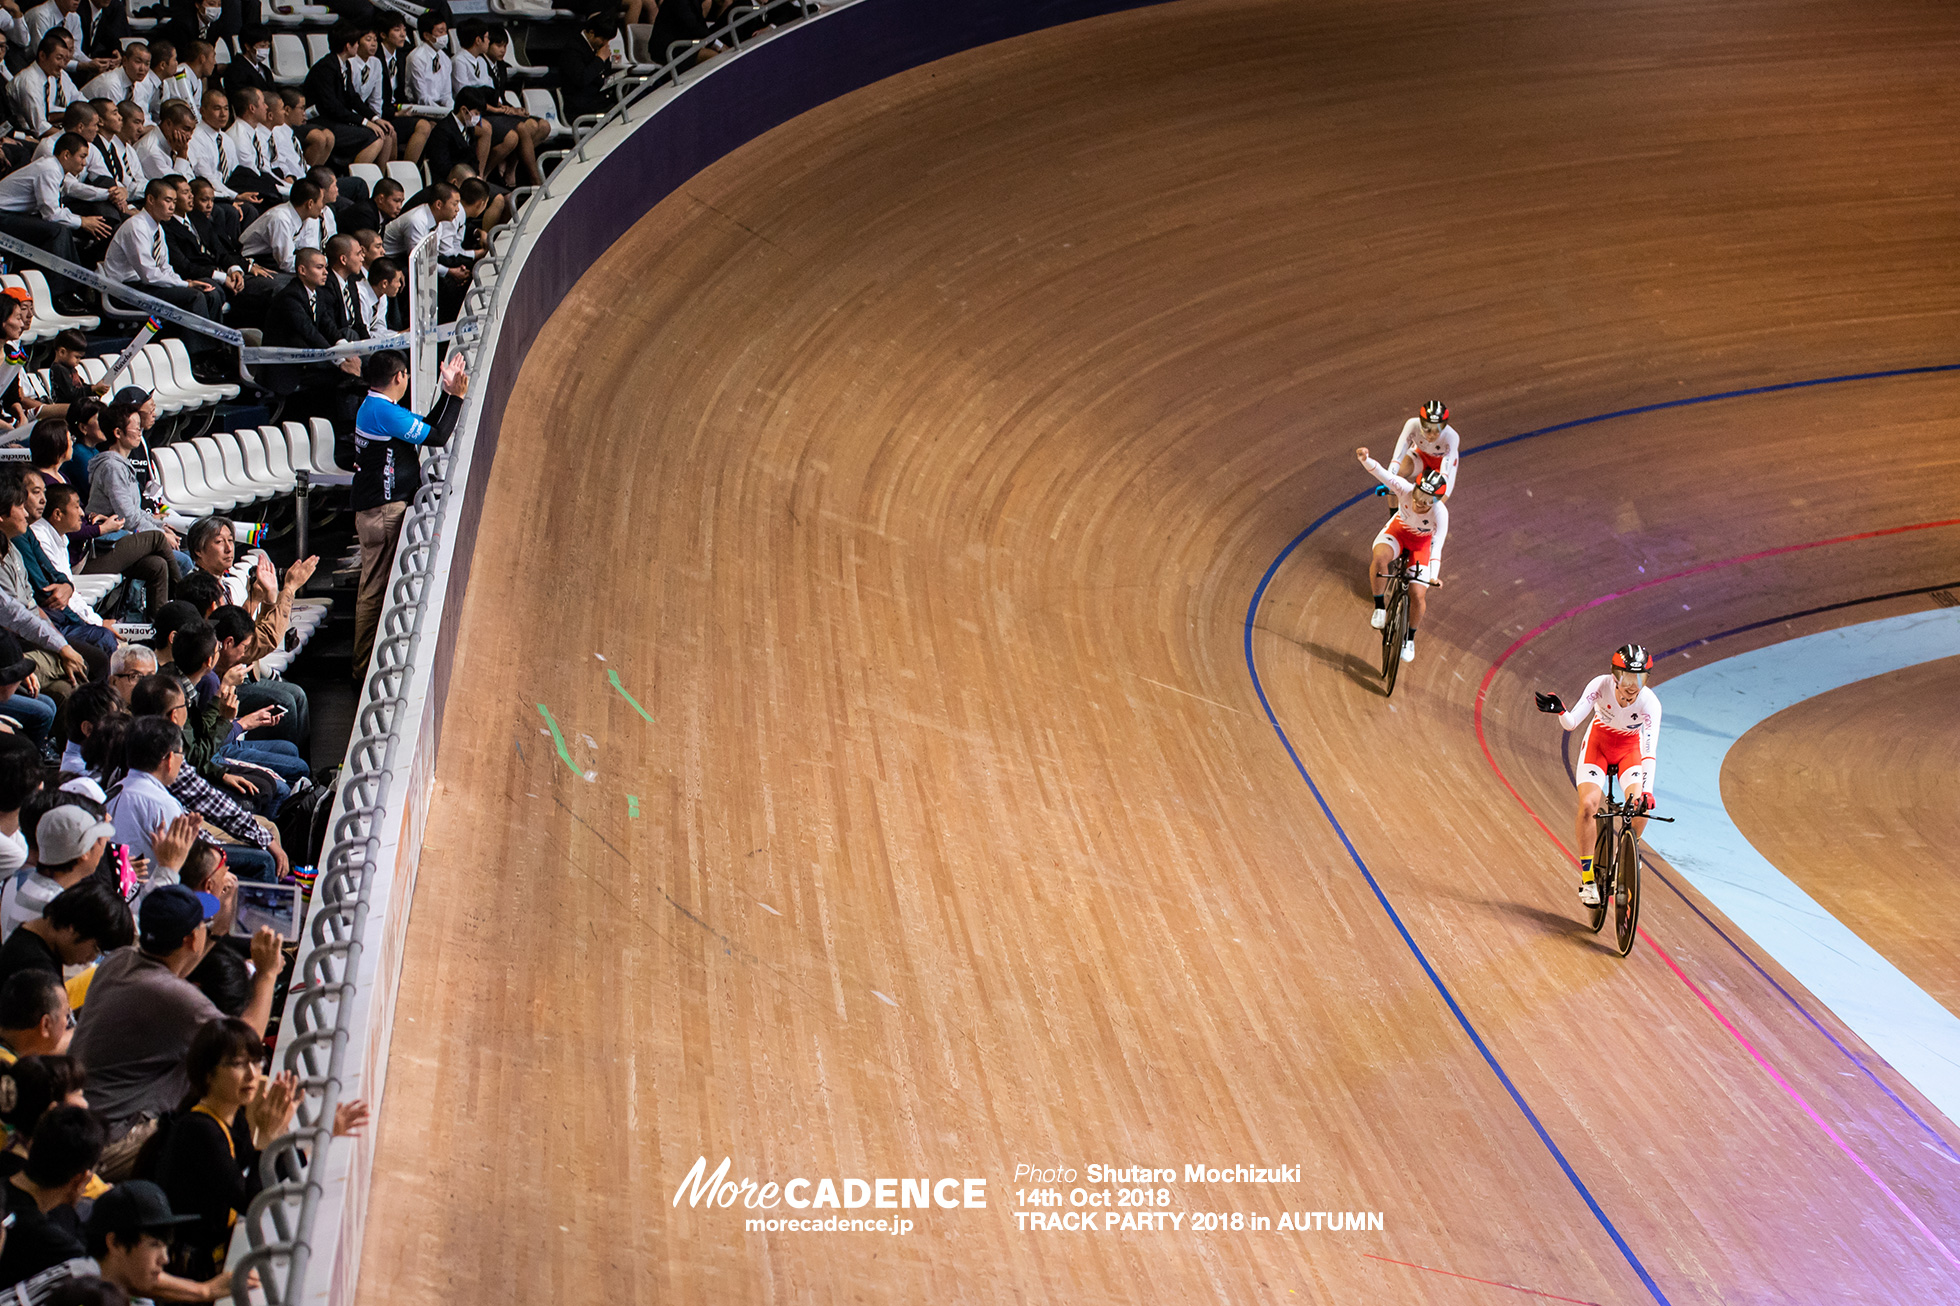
[
  {"x1": 359, "y1": 1, "x2": 1960, "y2": 1302},
  {"x1": 1724, "y1": 653, "x2": 1960, "y2": 1019}
]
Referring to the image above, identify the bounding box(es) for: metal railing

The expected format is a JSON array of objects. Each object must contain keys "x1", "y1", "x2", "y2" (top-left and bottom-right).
[{"x1": 227, "y1": 4, "x2": 829, "y2": 1302}]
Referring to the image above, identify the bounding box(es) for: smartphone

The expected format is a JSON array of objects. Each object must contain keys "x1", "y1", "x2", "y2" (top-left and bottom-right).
[
  {"x1": 112, "y1": 843, "x2": 136, "y2": 902},
  {"x1": 232, "y1": 881, "x2": 302, "y2": 940}
]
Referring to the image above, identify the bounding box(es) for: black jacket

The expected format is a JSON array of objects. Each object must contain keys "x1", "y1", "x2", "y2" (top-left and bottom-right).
[
  {"x1": 300, "y1": 54, "x2": 367, "y2": 127},
  {"x1": 550, "y1": 38, "x2": 611, "y2": 122},
  {"x1": 421, "y1": 112, "x2": 474, "y2": 182},
  {"x1": 189, "y1": 204, "x2": 243, "y2": 266},
  {"x1": 260, "y1": 276, "x2": 351, "y2": 393},
  {"x1": 164, "y1": 215, "x2": 225, "y2": 280}
]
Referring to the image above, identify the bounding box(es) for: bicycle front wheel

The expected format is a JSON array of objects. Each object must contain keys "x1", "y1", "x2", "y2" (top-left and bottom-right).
[
  {"x1": 1586, "y1": 824, "x2": 1610, "y2": 934},
  {"x1": 1614, "y1": 829, "x2": 1641, "y2": 956},
  {"x1": 1382, "y1": 583, "x2": 1410, "y2": 696}
]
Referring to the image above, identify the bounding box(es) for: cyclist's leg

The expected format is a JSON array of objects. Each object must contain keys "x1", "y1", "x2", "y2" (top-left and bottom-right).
[
  {"x1": 1573, "y1": 778, "x2": 1604, "y2": 864},
  {"x1": 1410, "y1": 576, "x2": 1427, "y2": 627},
  {"x1": 1368, "y1": 534, "x2": 1396, "y2": 599}
]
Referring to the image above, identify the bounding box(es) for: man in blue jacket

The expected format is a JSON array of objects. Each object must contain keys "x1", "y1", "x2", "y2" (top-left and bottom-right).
[{"x1": 351, "y1": 348, "x2": 466, "y2": 676}]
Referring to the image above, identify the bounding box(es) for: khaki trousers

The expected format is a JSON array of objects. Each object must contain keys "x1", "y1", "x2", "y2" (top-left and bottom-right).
[{"x1": 353, "y1": 501, "x2": 409, "y2": 675}]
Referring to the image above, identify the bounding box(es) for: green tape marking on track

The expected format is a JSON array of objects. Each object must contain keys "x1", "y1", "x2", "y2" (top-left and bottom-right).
[
  {"x1": 606, "y1": 668, "x2": 655, "y2": 723},
  {"x1": 536, "y1": 703, "x2": 581, "y2": 778},
  {"x1": 628, "y1": 795, "x2": 641, "y2": 818}
]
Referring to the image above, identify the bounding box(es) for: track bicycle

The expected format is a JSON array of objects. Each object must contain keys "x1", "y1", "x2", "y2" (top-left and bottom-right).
[
  {"x1": 1587, "y1": 763, "x2": 1673, "y2": 956},
  {"x1": 1377, "y1": 551, "x2": 1437, "y2": 697}
]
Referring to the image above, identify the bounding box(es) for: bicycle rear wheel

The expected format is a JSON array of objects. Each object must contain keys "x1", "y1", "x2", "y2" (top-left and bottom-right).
[
  {"x1": 1585, "y1": 824, "x2": 1610, "y2": 933},
  {"x1": 1614, "y1": 829, "x2": 1641, "y2": 956},
  {"x1": 1379, "y1": 578, "x2": 1402, "y2": 682}
]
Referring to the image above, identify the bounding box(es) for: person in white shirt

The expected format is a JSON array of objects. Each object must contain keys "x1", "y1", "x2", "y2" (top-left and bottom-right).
[
  {"x1": 186, "y1": 86, "x2": 263, "y2": 210},
  {"x1": 239, "y1": 176, "x2": 330, "y2": 273},
  {"x1": 83, "y1": 40, "x2": 157, "y2": 118},
  {"x1": 351, "y1": 26, "x2": 385, "y2": 118},
  {"x1": 223, "y1": 85, "x2": 284, "y2": 198},
  {"x1": 0, "y1": 133, "x2": 113, "y2": 278},
  {"x1": 91, "y1": 96, "x2": 143, "y2": 193},
  {"x1": 22, "y1": 0, "x2": 110, "y2": 77},
  {"x1": 406, "y1": 13, "x2": 453, "y2": 113},
  {"x1": 381, "y1": 181, "x2": 461, "y2": 257},
  {"x1": 10, "y1": 30, "x2": 84, "y2": 138},
  {"x1": 134, "y1": 99, "x2": 197, "y2": 196},
  {"x1": 269, "y1": 87, "x2": 314, "y2": 177},
  {"x1": 101, "y1": 172, "x2": 226, "y2": 321},
  {"x1": 453, "y1": 21, "x2": 546, "y2": 185},
  {"x1": 103, "y1": 96, "x2": 149, "y2": 194},
  {"x1": 28, "y1": 100, "x2": 126, "y2": 218},
  {"x1": 360, "y1": 255, "x2": 399, "y2": 336},
  {"x1": 152, "y1": 37, "x2": 200, "y2": 108}
]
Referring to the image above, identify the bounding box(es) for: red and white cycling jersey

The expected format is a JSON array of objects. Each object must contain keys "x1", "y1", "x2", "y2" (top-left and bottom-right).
[
  {"x1": 1361, "y1": 455, "x2": 1449, "y2": 570},
  {"x1": 1390, "y1": 417, "x2": 1460, "y2": 496},
  {"x1": 1559, "y1": 674, "x2": 1661, "y2": 789}
]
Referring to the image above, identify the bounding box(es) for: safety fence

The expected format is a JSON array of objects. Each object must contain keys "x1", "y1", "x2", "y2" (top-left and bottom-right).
[{"x1": 217, "y1": 0, "x2": 1165, "y2": 1300}]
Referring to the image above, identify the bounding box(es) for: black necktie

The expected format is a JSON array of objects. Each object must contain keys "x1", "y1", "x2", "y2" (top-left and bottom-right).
[{"x1": 103, "y1": 142, "x2": 122, "y2": 181}]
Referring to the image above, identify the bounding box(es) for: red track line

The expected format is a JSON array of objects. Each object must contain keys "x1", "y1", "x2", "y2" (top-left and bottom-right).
[
  {"x1": 1467, "y1": 515, "x2": 1960, "y2": 1274},
  {"x1": 1638, "y1": 933, "x2": 1960, "y2": 1274},
  {"x1": 1361, "y1": 1253, "x2": 1603, "y2": 1304},
  {"x1": 1472, "y1": 516, "x2": 1960, "y2": 865}
]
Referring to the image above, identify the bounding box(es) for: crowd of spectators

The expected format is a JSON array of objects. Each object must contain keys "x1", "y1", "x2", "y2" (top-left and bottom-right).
[
  {"x1": 0, "y1": 674, "x2": 371, "y2": 1300},
  {"x1": 0, "y1": 0, "x2": 818, "y2": 1294}
]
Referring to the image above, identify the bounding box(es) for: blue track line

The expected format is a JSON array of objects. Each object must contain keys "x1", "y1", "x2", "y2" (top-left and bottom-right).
[
  {"x1": 1242, "y1": 361, "x2": 1960, "y2": 1306},
  {"x1": 1243, "y1": 527, "x2": 1672, "y2": 1305}
]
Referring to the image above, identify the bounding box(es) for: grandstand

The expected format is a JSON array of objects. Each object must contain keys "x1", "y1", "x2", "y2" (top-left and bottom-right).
[{"x1": 0, "y1": 1, "x2": 1955, "y2": 1303}]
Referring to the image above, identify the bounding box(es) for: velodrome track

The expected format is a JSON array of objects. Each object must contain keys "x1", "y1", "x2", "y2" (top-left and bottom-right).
[{"x1": 358, "y1": 1, "x2": 1960, "y2": 1301}]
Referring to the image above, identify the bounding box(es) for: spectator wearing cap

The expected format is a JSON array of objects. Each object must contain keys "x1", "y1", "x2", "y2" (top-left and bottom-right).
[
  {"x1": 0, "y1": 734, "x2": 42, "y2": 885},
  {"x1": 0, "y1": 801, "x2": 115, "y2": 937},
  {"x1": 0, "y1": 1105, "x2": 104, "y2": 1288},
  {"x1": 0, "y1": 880, "x2": 136, "y2": 1000},
  {"x1": 10, "y1": 1176, "x2": 225, "y2": 1302},
  {"x1": 0, "y1": 973, "x2": 74, "y2": 1066},
  {"x1": 142, "y1": 1017, "x2": 364, "y2": 1279},
  {"x1": 0, "y1": 473, "x2": 96, "y2": 693},
  {"x1": 350, "y1": 349, "x2": 466, "y2": 674},
  {"x1": 68, "y1": 883, "x2": 282, "y2": 1141}
]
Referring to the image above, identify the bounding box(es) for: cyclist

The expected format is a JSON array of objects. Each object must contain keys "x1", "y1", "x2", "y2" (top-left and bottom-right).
[
  {"x1": 1354, "y1": 446, "x2": 1447, "y2": 663},
  {"x1": 1388, "y1": 400, "x2": 1459, "y2": 499},
  {"x1": 1535, "y1": 645, "x2": 1662, "y2": 906}
]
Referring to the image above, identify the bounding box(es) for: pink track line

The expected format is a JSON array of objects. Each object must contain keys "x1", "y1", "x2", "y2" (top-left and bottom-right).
[
  {"x1": 1361, "y1": 1253, "x2": 1603, "y2": 1304},
  {"x1": 1468, "y1": 515, "x2": 1960, "y2": 1275},
  {"x1": 1640, "y1": 934, "x2": 1960, "y2": 1275}
]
